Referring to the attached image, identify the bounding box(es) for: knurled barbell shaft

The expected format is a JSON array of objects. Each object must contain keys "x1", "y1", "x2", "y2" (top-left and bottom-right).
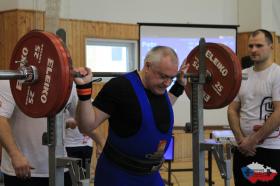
[{"x1": 0, "y1": 70, "x2": 29, "y2": 80}]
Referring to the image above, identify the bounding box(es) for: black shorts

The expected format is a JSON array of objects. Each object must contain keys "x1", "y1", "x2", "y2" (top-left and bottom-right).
[
  {"x1": 66, "y1": 146, "x2": 93, "y2": 169},
  {"x1": 233, "y1": 147, "x2": 280, "y2": 186},
  {"x1": 3, "y1": 172, "x2": 72, "y2": 186}
]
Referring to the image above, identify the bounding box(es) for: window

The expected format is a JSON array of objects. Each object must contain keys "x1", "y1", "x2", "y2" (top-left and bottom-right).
[{"x1": 86, "y1": 39, "x2": 138, "y2": 73}]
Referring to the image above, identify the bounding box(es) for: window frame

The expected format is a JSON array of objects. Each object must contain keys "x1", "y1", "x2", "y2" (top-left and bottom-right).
[{"x1": 85, "y1": 38, "x2": 138, "y2": 76}]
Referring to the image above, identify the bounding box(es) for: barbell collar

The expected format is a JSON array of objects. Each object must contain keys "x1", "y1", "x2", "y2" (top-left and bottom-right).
[{"x1": 18, "y1": 65, "x2": 38, "y2": 83}]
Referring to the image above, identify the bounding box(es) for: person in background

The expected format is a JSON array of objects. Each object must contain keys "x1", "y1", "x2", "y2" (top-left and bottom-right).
[
  {"x1": 228, "y1": 29, "x2": 280, "y2": 185},
  {"x1": 64, "y1": 117, "x2": 105, "y2": 177},
  {"x1": 73, "y1": 46, "x2": 187, "y2": 186},
  {"x1": 64, "y1": 86, "x2": 106, "y2": 179},
  {"x1": 0, "y1": 80, "x2": 74, "y2": 186}
]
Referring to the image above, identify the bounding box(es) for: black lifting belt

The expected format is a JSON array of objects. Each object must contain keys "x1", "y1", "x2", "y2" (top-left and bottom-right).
[{"x1": 103, "y1": 142, "x2": 164, "y2": 175}]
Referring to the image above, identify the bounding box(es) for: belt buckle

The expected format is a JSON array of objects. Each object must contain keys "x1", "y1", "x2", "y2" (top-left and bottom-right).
[{"x1": 150, "y1": 159, "x2": 164, "y2": 172}]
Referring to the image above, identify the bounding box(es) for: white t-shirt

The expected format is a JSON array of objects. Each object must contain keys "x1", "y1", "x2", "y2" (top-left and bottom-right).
[
  {"x1": 234, "y1": 63, "x2": 280, "y2": 149},
  {"x1": 0, "y1": 80, "x2": 76, "y2": 177},
  {"x1": 63, "y1": 94, "x2": 92, "y2": 147},
  {"x1": 64, "y1": 128, "x2": 93, "y2": 147}
]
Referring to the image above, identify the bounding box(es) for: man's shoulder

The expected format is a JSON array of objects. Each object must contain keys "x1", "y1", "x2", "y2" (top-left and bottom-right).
[
  {"x1": 0, "y1": 80, "x2": 11, "y2": 92},
  {"x1": 272, "y1": 63, "x2": 280, "y2": 70},
  {"x1": 269, "y1": 63, "x2": 280, "y2": 75},
  {"x1": 104, "y1": 74, "x2": 133, "y2": 90},
  {"x1": 242, "y1": 66, "x2": 252, "y2": 73}
]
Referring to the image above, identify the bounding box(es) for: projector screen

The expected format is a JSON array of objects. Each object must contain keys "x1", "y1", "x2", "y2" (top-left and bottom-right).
[{"x1": 139, "y1": 23, "x2": 238, "y2": 126}]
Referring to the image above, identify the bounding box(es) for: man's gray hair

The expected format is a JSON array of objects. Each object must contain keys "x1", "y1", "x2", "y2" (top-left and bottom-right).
[{"x1": 144, "y1": 46, "x2": 178, "y2": 65}]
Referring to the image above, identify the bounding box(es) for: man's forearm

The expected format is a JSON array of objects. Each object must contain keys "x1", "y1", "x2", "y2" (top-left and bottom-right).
[
  {"x1": 252, "y1": 111, "x2": 280, "y2": 143},
  {"x1": 76, "y1": 100, "x2": 109, "y2": 135},
  {"x1": 76, "y1": 100, "x2": 96, "y2": 133},
  {"x1": 228, "y1": 111, "x2": 244, "y2": 143},
  {"x1": 88, "y1": 128, "x2": 106, "y2": 148},
  {"x1": 0, "y1": 117, "x2": 22, "y2": 158}
]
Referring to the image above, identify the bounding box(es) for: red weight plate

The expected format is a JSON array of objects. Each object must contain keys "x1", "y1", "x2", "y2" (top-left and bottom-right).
[
  {"x1": 39, "y1": 32, "x2": 69, "y2": 115},
  {"x1": 184, "y1": 43, "x2": 242, "y2": 109},
  {"x1": 42, "y1": 32, "x2": 73, "y2": 114},
  {"x1": 218, "y1": 44, "x2": 242, "y2": 105},
  {"x1": 9, "y1": 30, "x2": 73, "y2": 118}
]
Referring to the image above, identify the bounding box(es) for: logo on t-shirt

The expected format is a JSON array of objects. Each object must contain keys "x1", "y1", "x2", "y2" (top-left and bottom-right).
[
  {"x1": 259, "y1": 97, "x2": 280, "y2": 139},
  {"x1": 259, "y1": 97, "x2": 273, "y2": 121},
  {"x1": 241, "y1": 162, "x2": 277, "y2": 183}
]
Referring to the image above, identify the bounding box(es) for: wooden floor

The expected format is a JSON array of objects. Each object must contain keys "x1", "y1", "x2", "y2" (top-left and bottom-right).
[{"x1": 160, "y1": 160, "x2": 235, "y2": 186}]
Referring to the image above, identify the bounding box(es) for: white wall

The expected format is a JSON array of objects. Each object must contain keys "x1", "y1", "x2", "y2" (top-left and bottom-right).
[
  {"x1": 0, "y1": 0, "x2": 238, "y2": 25},
  {"x1": 272, "y1": 0, "x2": 280, "y2": 35},
  {"x1": 62, "y1": 0, "x2": 238, "y2": 25},
  {"x1": 238, "y1": 0, "x2": 261, "y2": 32},
  {"x1": 261, "y1": 0, "x2": 280, "y2": 35},
  {"x1": 0, "y1": 0, "x2": 18, "y2": 10},
  {"x1": 1, "y1": 0, "x2": 279, "y2": 34},
  {"x1": 17, "y1": 0, "x2": 45, "y2": 11},
  {"x1": 238, "y1": 0, "x2": 280, "y2": 35}
]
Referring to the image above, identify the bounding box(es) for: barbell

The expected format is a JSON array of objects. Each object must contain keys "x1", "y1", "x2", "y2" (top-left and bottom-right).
[{"x1": 1, "y1": 30, "x2": 243, "y2": 118}]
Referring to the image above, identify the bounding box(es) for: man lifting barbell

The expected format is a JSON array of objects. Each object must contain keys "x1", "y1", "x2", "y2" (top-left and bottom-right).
[{"x1": 73, "y1": 46, "x2": 188, "y2": 186}]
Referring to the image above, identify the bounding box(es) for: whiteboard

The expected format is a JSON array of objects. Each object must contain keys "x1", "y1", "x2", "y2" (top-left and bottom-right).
[
  {"x1": 173, "y1": 93, "x2": 229, "y2": 126},
  {"x1": 139, "y1": 24, "x2": 237, "y2": 69}
]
